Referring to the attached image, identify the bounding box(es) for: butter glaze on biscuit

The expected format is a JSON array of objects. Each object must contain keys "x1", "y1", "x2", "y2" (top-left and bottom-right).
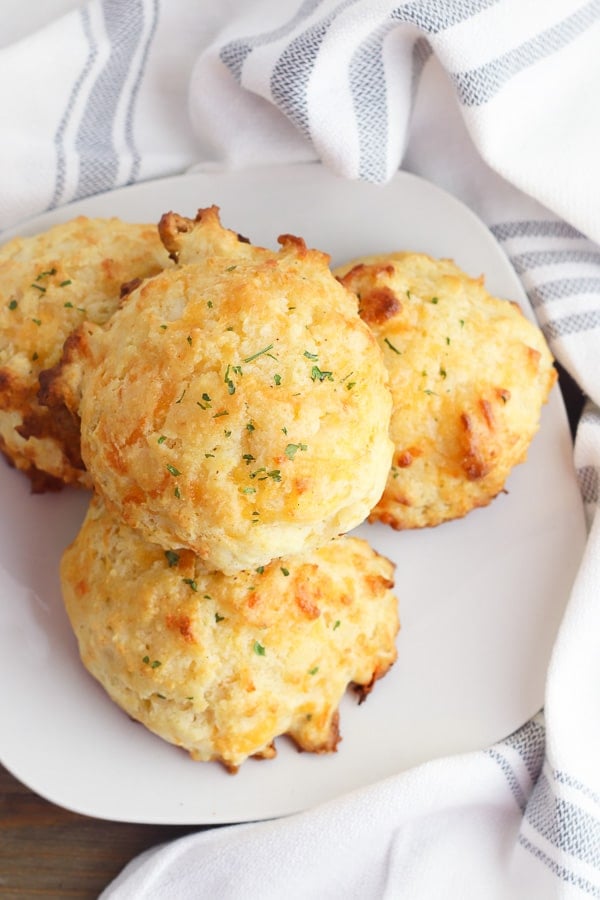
[
  {"x1": 50, "y1": 225, "x2": 393, "y2": 572},
  {"x1": 335, "y1": 252, "x2": 557, "y2": 529},
  {"x1": 61, "y1": 495, "x2": 399, "y2": 772}
]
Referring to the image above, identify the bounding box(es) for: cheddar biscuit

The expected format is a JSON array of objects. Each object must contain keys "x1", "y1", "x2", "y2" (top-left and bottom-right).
[
  {"x1": 0, "y1": 217, "x2": 170, "y2": 489},
  {"x1": 61, "y1": 495, "x2": 399, "y2": 771},
  {"x1": 335, "y1": 252, "x2": 556, "y2": 529},
  {"x1": 47, "y1": 233, "x2": 393, "y2": 572}
]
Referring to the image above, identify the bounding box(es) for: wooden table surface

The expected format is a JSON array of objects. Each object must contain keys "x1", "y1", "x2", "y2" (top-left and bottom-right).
[{"x1": 0, "y1": 366, "x2": 585, "y2": 899}]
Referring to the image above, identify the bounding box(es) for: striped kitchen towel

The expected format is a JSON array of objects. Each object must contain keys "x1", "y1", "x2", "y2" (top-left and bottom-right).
[{"x1": 0, "y1": 2, "x2": 599, "y2": 898}]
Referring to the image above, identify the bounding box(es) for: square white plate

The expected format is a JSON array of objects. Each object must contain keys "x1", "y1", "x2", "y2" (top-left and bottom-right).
[{"x1": 0, "y1": 163, "x2": 586, "y2": 824}]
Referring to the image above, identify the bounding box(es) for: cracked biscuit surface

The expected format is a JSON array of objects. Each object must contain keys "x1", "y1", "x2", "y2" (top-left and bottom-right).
[
  {"x1": 48, "y1": 224, "x2": 393, "y2": 572},
  {"x1": 0, "y1": 216, "x2": 170, "y2": 490},
  {"x1": 61, "y1": 494, "x2": 399, "y2": 771},
  {"x1": 335, "y1": 252, "x2": 557, "y2": 529}
]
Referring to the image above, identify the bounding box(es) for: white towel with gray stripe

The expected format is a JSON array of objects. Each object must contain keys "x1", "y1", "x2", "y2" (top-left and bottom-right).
[{"x1": 1, "y1": 1, "x2": 599, "y2": 898}]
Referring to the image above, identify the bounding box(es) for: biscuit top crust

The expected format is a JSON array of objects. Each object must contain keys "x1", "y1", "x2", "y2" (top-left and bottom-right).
[{"x1": 158, "y1": 205, "x2": 272, "y2": 265}]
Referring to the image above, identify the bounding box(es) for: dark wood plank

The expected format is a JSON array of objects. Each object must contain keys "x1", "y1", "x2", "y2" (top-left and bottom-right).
[{"x1": 0, "y1": 764, "x2": 200, "y2": 899}]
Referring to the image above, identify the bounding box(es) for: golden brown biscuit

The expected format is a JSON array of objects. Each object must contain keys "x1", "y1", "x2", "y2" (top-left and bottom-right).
[
  {"x1": 0, "y1": 216, "x2": 170, "y2": 490},
  {"x1": 48, "y1": 234, "x2": 393, "y2": 572},
  {"x1": 61, "y1": 494, "x2": 399, "y2": 771},
  {"x1": 335, "y1": 252, "x2": 557, "y2": 529}
]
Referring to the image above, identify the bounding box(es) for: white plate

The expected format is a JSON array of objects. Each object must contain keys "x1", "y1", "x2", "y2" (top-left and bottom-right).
[{"x1": 0, "y1": 163, "x2": 586, "y2": 824}]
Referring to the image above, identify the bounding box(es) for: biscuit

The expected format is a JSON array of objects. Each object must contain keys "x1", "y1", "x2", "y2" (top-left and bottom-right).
[
  {"x1": 61, "y1": 494, "x2": 399, "y2": 771},
  {"x1": 0, "y1": 217, "x2": 170, "y2": 490},
  {"x1": 335, "y1": 252, "x2": 557, "y2": 529},
  {"x1": 48, "y1": 233, "x2": 393, "y2": 572}
]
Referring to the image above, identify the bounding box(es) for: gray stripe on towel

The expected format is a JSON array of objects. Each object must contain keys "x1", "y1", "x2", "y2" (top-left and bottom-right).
[
  {"x1": 75, "y1": 0, "x2": 145, "y2": 198},
  {"x1": 453, "y1": 0, "x2": 600, "y2": 107}
]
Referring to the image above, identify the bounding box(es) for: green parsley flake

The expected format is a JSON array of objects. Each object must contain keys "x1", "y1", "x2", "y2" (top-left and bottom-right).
[
  {"x1": 256, "y1": 566, "x2": 265, "y2": 574},
  {"x1": 273, "y1": 374, "x2": 282, "y2": 386},
  {"x1": 246, "y1": 422, "x2": 255, "y2": 431},
  {"x1": 333, "y1": 620, "x2": 341, "y2": 630},
  {"x1": 304, "y1": 350, "x2": 318, "y2": 360},
  {"x1": 164, "y1": 550, "x2": 179, "y2": 567},
  {"x1": 8, "y1": 299, "x2": 17, "y2": 310},
  {"x1": 431, "y1": 297, "x2": 439, "y2": 304},
  {"x1": 308, "y1": 666, "x2": 319, "y2": 675},
  {"x1": 280, "y1": 567, "x2": 290, "y2": 577},
  {"x1": 311, "y1": 365, "x2": 333, "y2": 382},
  {"x1": 157, "y1": 435, "x2": 167, "y2": 444},
  {"x1": 166, "y1": 463, "x2": 181, "y2": 476},
  {"x1": 253, "y1": 641, "x2": 266, "y2": 656},
  {"x1": 215, "y1": 613, "x2": 225, "y2": 623},
  {"x1": 64, "y1": 301, "x2": 74, "y2": 308},
  {"x1": 243, "y1": 343, "x2": 274, "y2": 363},
  {"x1": 384, "y1": 337, "x2": 402, "y2": 355},
  {"x1": 142, "y1": 656, "x2": 162, "y2": 668},
  {"x1": 285, "y1": 443, "x2": 307, "y2": 460},
  {"x1": 183, "y1": 578, "x2": 198, "y2": 592},
  {"x1": 31, "y1": 284, "x2": 46, "y2": 293},
  {"x1": 60, "y1": 280, "x2": 72, "y2": 287}
]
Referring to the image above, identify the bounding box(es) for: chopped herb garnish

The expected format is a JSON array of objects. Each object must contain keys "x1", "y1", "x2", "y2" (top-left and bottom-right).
[
  {"x1": 31, "y1": 284, "x2": 46, "y2": 293},
  {"x1": 304, "y1": 350, "x2": 318, "y2": 360},
  {"x1": 431, "y1": 297, "x2": 439, "y2": 304},
  {"x1": 346, "y1": 382, "x2": 356, "y2": 390},
  {"x1": 280, "y1": 567, "x2": 290, "y2": 576},
  {"x1": 246, "y1": 422, "x2": 255, "y2": 431},
  {"x1": 166, "y1": 463, "x2": 181, "y2": 476},
  {"x1": 459, "y1": 319, "x2": 465, "y2": 327},
  {"x1": 384, "y1": 337, "x2": 402, "y2": 355},
  {"x1": 213, "y1": 409, "x2": 229, "y2": 418},
  {"x1": 439, "y1": 367, "x2": 447, "y2": 379},
  {"x1": 310, "y1": 365, "x2": 333, "y2": 382},
  {"x1": 446, "y1": 336, "x2": 451, "y2": 345},
  {"x1": 31, "y1": 318, "x2": 41, "y2": 326},
  {"x1": 424, "y1": 389, "x2": 437, "y2": 396},
  {"x1": 281, "y1": 426, "x2": 288, "y2": 435},
  {"x1": 256, "y1": 566, "x2": 265, "y2": 574},
  {"x1": 142, "y1": 656, "x2": 162, "y2": 668},
  {"x1": 250, "y1": 468, "x2": 281, "y2": 482},
  {"x1": 156, "y1": 693, "x2": 166, "y2": 700},
  {"x1": 8, "y1": 299, "x2": 17, "y2": 310},
  {"x1": 183, "y1": 578, "x2": 198, "y2": 592},
  {"x1": 333, "y1": 620, "x2": 341, "y2": 630},
  {"x1": 174, "y1": 485, "x2": 181, "y2": 499},
  {"x1": 60, "y1": 280, "x2": 72, "y2": 287},
  {"x1": 160, "y1": 324, "x2": 168, "y2": 330},
  {"x1": 243, "y1": 343, "x2": 274, "y2": 364},
  {"x1": 215, "y1": 613, "x2": 225, "y2": 623},
  {"x1": 36, "y1": 268, "x2": 56, "y2": 280},
  {"x1": 225, "y1": 265, "x2": 237, "y2": 272},
  {"x1": 175, "y1": 388, "x2": 186, "y2": 404},
  {"x1": 242, "y1": 454, "x2": 255, "y2": 465},
  {"x1": 285, "y1": 443, "x2": 307, "y2": 460},
  {"x1": 32, "y1": 352, "x2": 38, "y2": 361},
  {"x1": 253, "y1": 641, "x2": 266, "y2": 656},
  {"x1": 273, "y1": 373, "x2": 282, "y2": 385},
  {"x1": 241, "y1": 486, "x2": 256, "y2": 494},
  {"x1": 164, "y1": 550, "x2": 179, "y2": 567},
  {"x1": 207, "y1": 300, "x2": 213, "y2": 308},
  {"x1": 157, "y1": 435, "x2": 167, "y2": 444},
  {"x1": 308, "y1": 666, "x2": 319, "y2": 675},
  {"x1": 186, "y1": 335, "x2": 192, "y2": 346}
]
